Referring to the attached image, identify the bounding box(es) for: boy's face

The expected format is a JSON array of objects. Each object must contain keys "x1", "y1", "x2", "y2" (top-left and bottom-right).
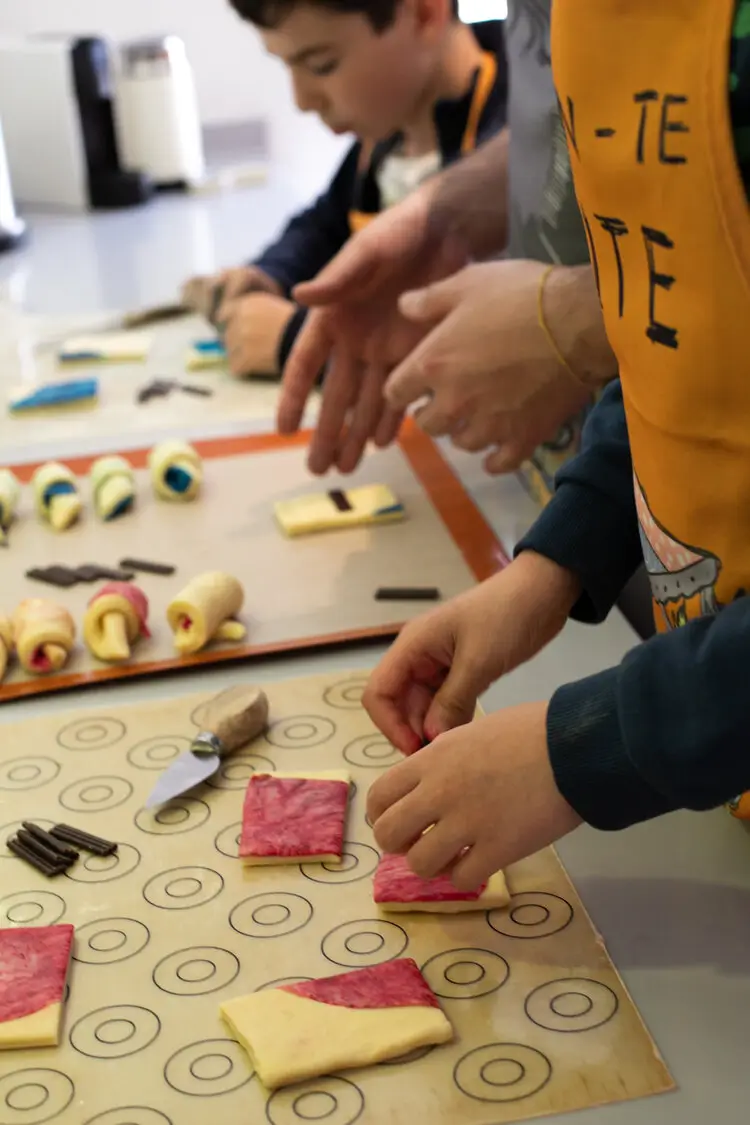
[{"x1": 260, "y1": 1, "x2": 440, "y2": 141}]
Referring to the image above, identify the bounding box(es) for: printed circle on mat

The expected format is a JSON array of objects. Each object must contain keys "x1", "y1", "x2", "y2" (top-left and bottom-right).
[
  {"x1": 379, "y1": 1046, "x2": 435, "y2": 1067},
  {"x1": 205, "y1": 753, "x2": 275, "y2": 791},
  {"x1": 65, "y1": 843, "x2": 140, "y2": 884},
  {"x1": 266, "y1": 1076, "x2": 365, "y2": 1125},
  {"x1": 321, "y1": 919, "x2": 407, "y2": 968},
  {"x1": 126, "y1": 736, "x2": 192, "y2": 771},
  {"x1": 230, "y1": 893, "x2": 313, "y2": 938},
  {"x1": 57, "y1": 717, "x2": 126, "y2": 752},
  {"x1": 153, "y1": 947, "x2": 240, "y2": 996},
  {"x1": 255, "y1": 976, "x2": 313, "y2": 991},
  {"x1": 143, "y1": 867, "x2": 224, "y2": 911},
  {"x1": 70, "y1": 1005, "x2": 160, "y2": 1060},
  {"x1": 84, "y1": 1109, "x2": 172, "y2": 1125},
  {"x1": 164, "y1": 1039, "x2": 253, "y2": 1097},
  {"x1": 214, "y1": 822, "x2": 242, "y2": 859},
  {"x1": 0, "y1": 890, "x2": 65, "y2": 927},
  {"x1": 72, "y1": 918, "x2": 150, "y2": 965},
  {"x1": 421, "y1": 948, "x2": 510, "y2": 1000},
  {"x1": 0, "y1": 819, "x2": 55, "y2": 860},
  {"x1": 453, "y1": 1043, "x2": 552, "y2": 1103},
  {"x1": 301, "y1": 842, "x2": 380, "y2": 885},
  {"x1": 0, "y1": 1068, "x2": 74, "y2": 1124},
  {"x1": 59, "y1": 775, "x2": 133, "y2": 814},
  {"x1": 323, "y1": 677, "x2": 367, "y2": 710},
  {"x1": 135, "y1": 798, "x2": 210, "y2": 836},
  {"x1": 487, "y1": 892, "x2": 574, "y2": 940},
  {"x1": 524, "y1": 978, "x2": 619, "y2": 1032},
  {"x1": 265, "y1": 716, "x2": 336, "y2": 750},
  {"x1": 342, "y1": 734, "x2": 400, "y2": 770},
  {"x1": 0, "y1": 757, "x2": 60, "y2": 791}
]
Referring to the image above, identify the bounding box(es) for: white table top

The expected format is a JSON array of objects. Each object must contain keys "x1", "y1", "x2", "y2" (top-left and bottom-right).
[{"x1": 1, "y1": 186, "x2": 748, "y2": 1123}]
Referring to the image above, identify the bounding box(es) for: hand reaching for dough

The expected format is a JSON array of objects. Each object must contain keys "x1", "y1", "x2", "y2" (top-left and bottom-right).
[
  {"x1": 223, "y1": 293, "x2": 297, "y2": 379},
  {"x1": 362, "y1": 552, "x2": 581, "y2": 754},
  {"x1": 367, "y1": 704, "x2": 582, "y2": 890},
  {"x1": 181, "y1": 266, "x2": 282, "y2": 325}
]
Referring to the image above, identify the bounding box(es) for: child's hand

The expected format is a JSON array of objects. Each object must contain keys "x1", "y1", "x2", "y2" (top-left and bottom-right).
[
  {"x1": 367, "y1": 703, "x2": 582, "y2": 888},
  {"x1": 362, "y1": 552, "x2": 581, "y2": 754},
  {"x1": 181, "y1": 268, "x2": 281, "y2": 323},
  {"x1": 223, "y1": 293, "x2": 296, "y2": 378}
]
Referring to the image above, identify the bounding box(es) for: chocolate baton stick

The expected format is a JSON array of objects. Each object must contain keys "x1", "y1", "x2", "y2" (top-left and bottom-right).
[
  {"x1": 51, "y1": 824, "x2": 118, "y2": 856},
  {"x1": 7, "y1": 836, "x2": 67, "y2": 877},
  {"x1": 21, "y1": 822, "x2": 79, "y2": 861}
]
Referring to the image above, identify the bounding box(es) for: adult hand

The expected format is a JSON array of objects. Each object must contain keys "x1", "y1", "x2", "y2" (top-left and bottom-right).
[
  {"x1": 279, "y1": 183, "x2": 468, "y2": 475},
  {"x1": 223, "y1": 293, "x2": 296, "y2": 378},
  {"x1": 386, "y1": 260, "x2": 597, "y2": 474},
  {"x1": 366, "y1": 702, "x2": 582, "y2": 889},
  {"x1": 362, "y1": 551, "x2": 580, "y2": 755},
  {"x1": 181, "y1": 266, "x2": 282, "y2": 325}
]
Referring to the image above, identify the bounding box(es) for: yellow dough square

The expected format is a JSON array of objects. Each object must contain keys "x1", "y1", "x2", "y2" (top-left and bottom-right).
[
  {"x1": 220, "y1": 959, "x2": 453, "y2": 1089},
  {"x1": 0, "y1": 924, "x2": 74, "y2": 1049},
  {"x1": 274, "y1": 484, "x2": 405, "y2": 537},
  {"x1": 373, "y1": 853, "x2": 510, "y2": 913},
  {"x1": 58, "y1": 333, "x2": 151, "y2": 363},
  {"x1": 240, "y1": 770, "x2": 350, "y2": 866}
]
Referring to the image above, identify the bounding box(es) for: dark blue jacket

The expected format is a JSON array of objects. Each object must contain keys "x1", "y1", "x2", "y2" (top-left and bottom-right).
[{"x1": 517, "y1": 380, "x2": 750, "y2": 830}]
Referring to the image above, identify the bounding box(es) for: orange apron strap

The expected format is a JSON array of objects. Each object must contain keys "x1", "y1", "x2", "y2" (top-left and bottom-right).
[
  {"x1": 461, "y1": 51, "x2": 497, "y2": 155},
  {"x1": 348, "y1": 210, "x2": 374, "y2": 233}
]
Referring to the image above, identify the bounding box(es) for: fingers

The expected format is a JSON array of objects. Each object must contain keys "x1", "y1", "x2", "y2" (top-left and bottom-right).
[
  {"x1": 445, "y1": 844, "x2": 496, "y2": 892},
  {"x1": 483, "y1": 440, "x2": 535, "y2": 475},
  {"x1": 362, "y1": 660, "x2": 427, "y2": 755},
  {"x1": 399, "y1": 274, "x2": 459, "y2": 326},
  {"x1": 424, "y1": 660, "x2": 481, "y2": 740},
  {"x1": 278, "y1": 310, "x2": 334, "y2": 434},
  {"x1": 384, "y1": 334, "x2": 439, "y2": 412},
  {"x1": 373, "y1": 405, "x2": 404, "y2": 448},
  {"x1": 294, "y1": 242, "x2": 380, "y2": 307},
  {"x1": 403, "y1": 819, "x2": 469, "y2": 881},
  {"x1": 413, "y1": 397, "x2": 459, "y2": 439},
  {"x1": 307, "y1": 345, "x2": 362, "y2": 475},
  {"x1": 335, "y1": 363, "x2": 389, "y2": 474},
  {"x1": 368, "y1": 777, "x2": 435, "y2": 854}
]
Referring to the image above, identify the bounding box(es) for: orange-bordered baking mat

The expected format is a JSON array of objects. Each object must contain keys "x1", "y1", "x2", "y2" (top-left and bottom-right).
[{"x1": 0, "y1": 422, "x2": 508, "y2": 703}]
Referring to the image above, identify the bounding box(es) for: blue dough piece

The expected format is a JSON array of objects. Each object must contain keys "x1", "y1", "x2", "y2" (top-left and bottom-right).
[
  {"x1": 106, "y1": 496, "x2": 133, "y2": 520},
  {"x1": 43, "y1": 480, "x2": 76, "y2": 508},
  {"x1": 10, "y1": 379, "x2": 98, "y2": 412},
  {"x1": 164, "y1": 467, "x2": 192, "y2": 494},
  {"x1": 192, "y1": 339, "x2": 227, "y2": 356}
]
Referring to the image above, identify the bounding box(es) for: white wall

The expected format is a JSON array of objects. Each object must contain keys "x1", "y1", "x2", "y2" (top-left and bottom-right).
[{"x1": 0, "y1": 0, "x2": 347, "y2": 192}]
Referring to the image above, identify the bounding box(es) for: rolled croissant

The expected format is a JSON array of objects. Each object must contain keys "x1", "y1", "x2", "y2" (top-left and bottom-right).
[
  {"x1": 0, "y1": 469, "x2": 20, "y2": 545},
  {"x1": 0, "y1": 615, "x2": 12, "y2": 681},
  {"x1": 148, "y1": 440, "x2": 203, "y2": 502},
  {"x1": 84, "y1": 581, "x2": 150, "y2": 663},
  {"x1": 13, "y1": 598, "x2": 76, "y2": 674},
  {"x1": 90, "y1": 455, "x2": 136, "y2": 521},
  {"x1": 166, "y1": 571, "x2": 245, "y2": 656},
  {"x1": 31, "y1": 461, "x2": 82, "y2": 531}
]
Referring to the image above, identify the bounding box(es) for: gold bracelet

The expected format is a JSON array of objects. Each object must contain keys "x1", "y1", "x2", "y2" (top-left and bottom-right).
[{"x1": 537, "y1": 264, "x2": 585, "y2": 385}]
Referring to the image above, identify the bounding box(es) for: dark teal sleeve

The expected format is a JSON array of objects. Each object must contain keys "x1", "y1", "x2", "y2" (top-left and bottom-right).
[{"x1": 252, "y1": 144, "x2": 359, "y2": 296}]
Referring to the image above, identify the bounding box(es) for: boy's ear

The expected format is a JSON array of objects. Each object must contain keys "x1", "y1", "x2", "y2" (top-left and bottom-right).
[{"x1": 410, "y1": 0, "x2": 455, "y2": 36}]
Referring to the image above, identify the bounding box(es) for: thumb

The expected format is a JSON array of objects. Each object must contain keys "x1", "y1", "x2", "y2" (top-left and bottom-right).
[
  {"x1": 399, "y1": 277, "x2": 459, "y2": 325},
  {"x1": 423, "y1": 655, "x2": 483, "y2": 739},
  {"x1": 293, "y1": 245, "x2": 377, "y2": 307}
]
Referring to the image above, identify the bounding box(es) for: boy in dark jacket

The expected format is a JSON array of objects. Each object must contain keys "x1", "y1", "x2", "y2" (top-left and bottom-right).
[{"x1": 182, "y1": 0, "x2": 506, "y2": 379}]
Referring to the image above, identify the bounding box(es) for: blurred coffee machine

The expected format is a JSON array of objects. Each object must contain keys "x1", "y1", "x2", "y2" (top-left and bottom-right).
[
  {"x1": 0, "y1": 35, "x2": 152, "y2": 211},
  {"x1": 0, "y1": 116, "x2": 25, "y2": 252},
  {"x1": 114, "y1": 36, "x2": 205, "y2": 190}
]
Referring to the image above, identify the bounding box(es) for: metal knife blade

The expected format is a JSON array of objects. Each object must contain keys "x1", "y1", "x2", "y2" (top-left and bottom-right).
[
  {"x1": 144, "y1": 741, "x2": 221, "y2": 809},
  {"x1": 144, "y1": 685, "x2": 269, "y2": 808}
]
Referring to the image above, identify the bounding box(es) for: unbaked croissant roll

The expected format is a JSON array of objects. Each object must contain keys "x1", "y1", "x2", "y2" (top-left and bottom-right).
[
  {"x1": 166, "y1": 571, "x2": 245, "y2": 656},
  {"x1": 148, "y1": 440, "x2": 202, "y2": 502},
  {"x1": 0, "y1": 469, "x2": 20, "y2": 545},
  {"x1": 84, "y1": 582, "x2": 150, "y2": 662},
  {"x1": 90, "y1": 455, "x2": 135, "y2": 521},
  {"x1": 13, "y1": 599, "x2": 76, "y2": 674},
  {"x1": 0, "y1": 615, "x2": 12, "y2": 681},
  {"x1": 31, "y1": 462, "x2": 82, "y2": 531}
]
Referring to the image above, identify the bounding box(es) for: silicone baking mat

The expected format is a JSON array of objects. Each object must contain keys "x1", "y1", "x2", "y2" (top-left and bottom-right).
[
  {"x1": 0, "y1": 422, "x2": 506, "y2": 703},
  {"x1": 0, "y1": 671, "x2": 674, "y2": 1124}
]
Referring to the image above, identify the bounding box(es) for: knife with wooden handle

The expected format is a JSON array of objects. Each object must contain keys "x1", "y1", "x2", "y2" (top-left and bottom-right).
[{"x1": 145, "y1": 684, "x2": 269, "y2": 808}]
